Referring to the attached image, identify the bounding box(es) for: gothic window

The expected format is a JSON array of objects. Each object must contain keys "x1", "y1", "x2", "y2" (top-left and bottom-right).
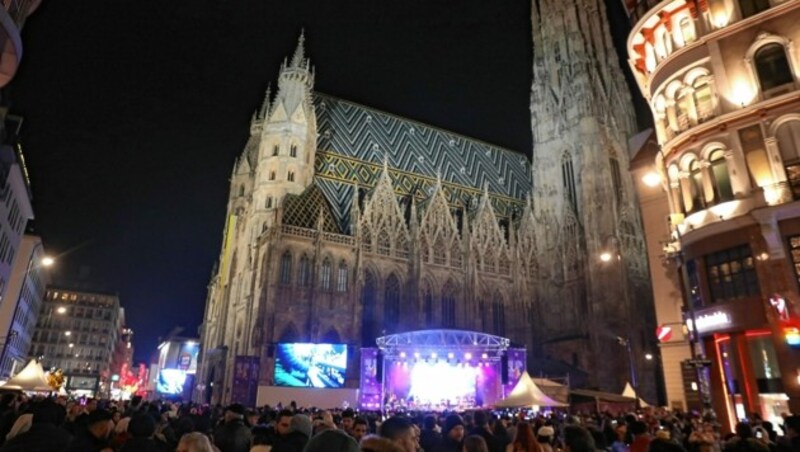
[
  {"x1": 337, "y1": 262, "x2": 348, "y2": 292},
  {"x1": 739, "y1": 0, "x2": 770, "y2": 19},
  {"x1": 610, "y1": 157, "x2": 623, "y2": 203},
  {"x1": 492, "y1": 299, "x2": 506, "y2": 336},
  {"x1": 288, "y1": 171, "x2": 295, "y2": 182},
  {"x1": 272, "y1": 145, "x2": 279, "y2": 156},
  {"x1": 441, "y1": 281, "x2": 457, "y2": 328},
  {"x1": 298, "y1": 255, "x2": 311, "y2": 287},
  {"x1": 423, "y1": 286, "x2": 434, "y2": 327},
  {"x1": 384, "y1": 274, "x2": 401, "y2": 330},
  {"x1": 755, "y1": 44, "x2": 793, "y2": 92},
  {"x1": 420, "y1": 237, "x2": 430, "y2": 264},
  {"x1": 361, "y1": 272, "x2": 377, "y2": 346},
  {"x1": 377, "y1": 230, "x2": 391, "y2": 255},
  {"x1": 290, "y1": 145, "x2": 297, "y2": 157},
  {"x1": 238, "y1": 185, "x2": 244, "y2": 197},
  {"x1": 562, "y1": 154, "x2": 578, "y2": 212},
  {"x1": 269, "y1": 171, "x2": 276, "y2": 181},
  {"x1": 450, "y1": 241, "x2": 462, "y2": 268},
  {"x1": 498, "y1": 252, "x2": 510, "y2": 275},
  {"x1": 433, "y1": 237, "x2": 447, "y2": 266},
  {"x1": 279, "y1": 251, "x2": 292, "y2": 285},
  {"x1": 320, "y1": 258, "x2": 331, "y2": 291},
  {"x1": 361, "y1": 226, "x2": 372, "y2": 253},
  {"x1": 709, "y1": 150, "x2": 734, "y2": 203},
  {"x1": 395, "y1": 234, "x2": 409, "y2": 259},
  {"x1": 265, "y1": 197, "x2": 273, "y2": 209}
]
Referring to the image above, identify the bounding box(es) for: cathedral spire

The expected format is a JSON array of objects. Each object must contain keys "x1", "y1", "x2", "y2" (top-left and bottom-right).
[
  {"x1": 290, "y1": 29, "x2": 307, "y2": 69},
  {"x1": 258, "y1": 84, "x2": 272, "y2": 120}
]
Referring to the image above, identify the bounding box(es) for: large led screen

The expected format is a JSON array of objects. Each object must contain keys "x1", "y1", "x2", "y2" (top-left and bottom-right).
[
  {"x1": 274, "y1": 343, "x2": 347, "y2": 388},
  {"x1": 157, "y1": 368, "x2": 187, "y2": 395}
]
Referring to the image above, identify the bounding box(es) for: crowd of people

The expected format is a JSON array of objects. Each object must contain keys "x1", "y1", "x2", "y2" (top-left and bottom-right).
[{"x1": 0, "y1": 393, "x2": 796, "y2": 452}]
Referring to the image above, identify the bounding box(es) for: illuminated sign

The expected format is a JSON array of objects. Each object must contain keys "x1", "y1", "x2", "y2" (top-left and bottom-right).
[
  {"x1": 655, "y1": 326, "x2": 673, "y2": 342},
  {"x1": 687, "y1": 311, "x2": 732, "y2": 334},
  {"x1": 769, "y1": 294, "x2": 790, "y2": 322},
  {"x1": 784, "y1": 327, "x2": 800, "y2": 347}
]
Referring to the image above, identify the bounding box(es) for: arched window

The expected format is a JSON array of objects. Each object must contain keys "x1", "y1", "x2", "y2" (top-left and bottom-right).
[
  {"x1": 269, "y1": 171, "x2": 276, "y2": 181},
  {"x1": 562, "y1": 154, "x2": 578, "y2": 212},
  {"x1": 740, "y1": 124, "x2": 772, "y2": 187},
  {"x1": 337, "y1": 262, "x2": 348, "y2": 292},
  {"x1": 688, "y1": 160, "x2": 705, "y2": 212},
  {"x1": 423, "y1": 286, "x2": 434, "y2": 327},
  {"x1": 272, "y1": 145, "x2": 279, "y2": 156},
  {"x1": 290, "y1": 145, "x2": 298, "y2": 157},
  {"x1": 492, "y1": 297, "x2": 506, "y2": 336},
  {"x1": 288, "y1": 171, "x2": 295, "y2": 182},
  {"x1": 320, "y1": 258, "x2": 331, "y2": 291},
  {"x1": 739, "y1": 0, "x2": 770, "y2": 19},
  {"x1": 298, "y1": 255, "x2": 311, "y2": 287},
  {"x1": 776, "y1": 120, "x2": 800, "y2": 198},
  {"x1": 265, "y1": 197, "x2": 273, "y2": 209},
  {"x1": 384, "y1": 274, "x2": 401, "y2": 329},
  {"x1": 709, "y1": 150, "x2": 734, "y2": 203},
  {"x1": 755, "y1": 44, "x2": 794, "y2": 92},
  {"x1": 361, "y1": 272, "x2": 377, "y2": 346},
  {"x1": 679, "y1": 17, "x2": 695, "y2": 45},
  {"x1": 238, "y1": 185, "x2": 245, "y2": 197},
  {"x1": 693, "y1": 78, "x2": 714, "y2": 121},
  {"x1": 676, "y1": 90, "x2": 691, "y2": 130},
  {"x1": 441, "y1": 281, "x2": 457, "y2": 328},
  {"x1": 279, "y1": 251, "x2": 292, "y2": 285}
]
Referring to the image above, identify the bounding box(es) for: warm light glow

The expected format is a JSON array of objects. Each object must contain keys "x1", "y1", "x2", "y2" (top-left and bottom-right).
[
  {"x1": 56, "y1": 307, "x2": 66, "y2": 314},
  {"x1": 599, "y1": 252, "x2": 613, "y2": 263},
  {"x1": 464, "y1": 352, "x2": 472, "y2": 360},
  {"x1": 645, "y1": 353, "x2": 654, "y2": 361},
  {"x1": 68, "y1": 343, "x2": 74, "y2": 348},
  {"x1": 709, "y1": 200, "x2": 741, "y2": 220},
  {"x1": 642, "y1": 171, "x2": 662, "y2": 187},
  {"x1": 731, "y1": 78, "x2": 756, "y2": 107},
  {"x1": 713, "y1": 11, "x2": 730, "y2": 28},
  {"x1": 40, "y1": 256, "x2": 54, "y2": 267},
  {"x1": 64, "y1": 331, "x2": 71, "y2": 336}
]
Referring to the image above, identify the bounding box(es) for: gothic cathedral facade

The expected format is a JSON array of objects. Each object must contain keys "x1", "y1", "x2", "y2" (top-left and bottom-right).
[{"x1": 198, "y1": 0, "x2": 656, "y2": 404}]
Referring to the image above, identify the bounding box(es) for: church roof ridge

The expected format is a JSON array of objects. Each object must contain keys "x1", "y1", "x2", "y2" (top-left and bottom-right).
[{"x1": 313, "y1": 91, "x2": 529, "y2": 160}]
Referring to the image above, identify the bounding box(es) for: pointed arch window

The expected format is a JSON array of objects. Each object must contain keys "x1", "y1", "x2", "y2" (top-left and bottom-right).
[
  {"x1": 433, "y1": 237, "x2": 447, "y2": 266},
  {"x1": 265, "y1": 197, "x2": 273, "y2": 209},
  {"x1": 492, "y1": 300, "x2": 506, "y2": 336},
  {"x1": 272, "y1": 145, "x2": 279, "y2": 156},
  {"x1": 361, "y1": 272, "x2": 377, "y2": 346},
  {"x1": 441, "y1": 281, "x2": 457, "y2": 328},
  {"x1": 290, "y1": 145, "x2": 298, "y2": 158},
  {"x1": 288, "y1": 171, "x2": 295, "y2": 182},
  {"x1": 423, "y1": 286, "x2": 434, "y2": 327},
  {"x1": 377, "y1": 230, "x2": 391, "y2": 255},
  {"x1": 337, "y1": 262, "x2": 348, "y2": 292},
  {"x1": 384, "y1": 274, "x2": 401, "y2": 329},
  {"x1": 298, "y1": 255, "x2": 311, "y2": 287},
  {"x1": 610, "y1": 157, "x2": 623, "y2": 203},
  {"x1": 279, "y1": 251, "x2": 292, "y2": 285},
  {"x1": 755, "y1": 43, "x2": 794, "y2": 93},
  {"x1": 238, "y1": 185, "x2": 245, "y2": 197},
  {"x1": 709, "y1": 150, "x2": 734, "y2": 203},
  {"x1": 320, "y1": 258, "x2": 332, "y2": 291},
  {"x1": 562, "y1": 155, "x2": 578, "y2": 212},
  {"x1": 269, "y1": 171, "x2": 276, "y2": 181}
]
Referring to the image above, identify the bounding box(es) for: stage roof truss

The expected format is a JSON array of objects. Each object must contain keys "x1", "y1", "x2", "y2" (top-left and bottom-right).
[{"x1": 376, "y1": 329, "x2": 510, "y2": 359}]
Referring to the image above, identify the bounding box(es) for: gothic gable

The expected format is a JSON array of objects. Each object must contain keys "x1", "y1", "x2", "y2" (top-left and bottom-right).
[
  {"x1": 359, "y1": 165, "x2": 410, "y2": 258},
  {"x1": 470, "y1": 186, "x2": 509, "y2": 273},
  {"x1": 419, "y1": 179, "x2": 462, "y2": 268}
]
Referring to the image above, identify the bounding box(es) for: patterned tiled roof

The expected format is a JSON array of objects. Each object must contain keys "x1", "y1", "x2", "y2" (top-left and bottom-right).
[{"x1": 312, "y1": 93, "x2": 531, "y2": 230}]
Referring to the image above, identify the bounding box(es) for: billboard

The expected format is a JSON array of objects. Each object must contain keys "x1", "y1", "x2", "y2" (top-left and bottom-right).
[
  {"x1": 157, "y1": 369, "x2": 187, "y2": 395},
  {"x1": 231, "y1": 356, "x2": 260, "y2": 407},
  {"x1": 274, "y1": 343, "x2": 347, "y2": 389},
  {"x1": 158, "y1": 339, "x2": 200, "y2": 375}
]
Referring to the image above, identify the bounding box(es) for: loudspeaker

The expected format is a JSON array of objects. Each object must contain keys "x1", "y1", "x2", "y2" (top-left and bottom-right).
[
  {"x1": 501, "y1": 355, "x2": 509, "y2": 384},
  {"x1": 376, "y1": 352, "x2": 384, "y2": 381}
]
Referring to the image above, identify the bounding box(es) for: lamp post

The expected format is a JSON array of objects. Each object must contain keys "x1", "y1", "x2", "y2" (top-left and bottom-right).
[
  {"x1": 0, "y1": 243, "x2": 53, "y2": 377},
  {"x1": 617, "y1": 335, "x2": 639, "y2": 409}
]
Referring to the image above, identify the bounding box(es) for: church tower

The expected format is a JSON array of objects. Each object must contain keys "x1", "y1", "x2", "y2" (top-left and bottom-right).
[
  {"x1": 250, "y1": 32, "x2": 317, "y2": 234},
  {"x1": 530, "y1": 0, "x2": 655, "y2": 397}
]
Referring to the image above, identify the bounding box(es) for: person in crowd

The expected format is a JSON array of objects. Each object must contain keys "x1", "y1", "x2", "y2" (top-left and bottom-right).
[
  {"x1": 0, "y1": 399, "x2": 71, "y2": 452},
  {"x1": 629, "y1": 421, "x2": 651, "y2": 452},
  {"x1": 494, "y1": 416, "x2": 512, "y2": 451},
  {"x1": 779, "y1": 415, "x2": 800, "y2": 451},
  {"x1": 722, "y1": 423, "x2": 769, "y2": 452},
  {"x1": 563, "y1": 425, "x2": 596, "y2": 452},
  {"x1": 435, "y1": 414, "x2": 467, "y2": 452},
  {"x1": 341, "y1": 408, "x2": 356, "y2": 435},
  {"x1": 420, "y1": 414, "x2": 443, "y2": 452},
  {"x1": 353, "y1": 417, "x2": 370, "y2": 443},
  {"x1": 464, "y1": 435, "x2": 490, "y2": 452},
  {"x1": 305, "y1": 429, "x2": 359, "y2": 452},
  {"x1": 214, "y1": 403, "x2": 252, "y2": 452},
  {"x1": 65, "y1": 409, "x2": 115, "y2": 452},
  {"x1": 471, "y1": 411, "x2": 502, "y2": 452},
  {"x1": 506, "y1": 422, "x2": 542, "y2": 452},
  {"x1": 272, "y1": 413, "x2": 311, "y2": 452},
  {"x1": 178, "y1": 432, "x2": 217, "y2": 452},
  {"x1": 379, "y1": 416, "x2": 418, "y2": 452},
  {"x1": 361, "y1": 434, "x2": 405, "y2": 452},
  {"x1": 536, "y1": 426, "x2": 555, "y2": 452},
  {"x1": 119, "y1": 412, "x2": 166, "y2": 452},
  {"x1": 610, "y1": 422, "x2": 629, "y2": 452},
  {"x1": 250, "y1": 425, "x2": 272, "y2": 452}
]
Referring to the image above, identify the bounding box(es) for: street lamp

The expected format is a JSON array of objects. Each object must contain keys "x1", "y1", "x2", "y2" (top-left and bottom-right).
[
  {"x1": 617, "y1": 336, "x2": 640, "y2": 409},
  {"x1": 64, "y1": 331, "x2": 71, "y2": 337},
  {"x1": 599, "y1": 251, "x2": 613, "y2": 263},
  {"x1": 645, "y1": 353, "x2": 654, "y2": 361},
  {"x1": 40, "y1": 257, "x2": 54, "y2": 267},
  {"x1": 56, "y1": 307, "x2": 66, "y2": 314}
]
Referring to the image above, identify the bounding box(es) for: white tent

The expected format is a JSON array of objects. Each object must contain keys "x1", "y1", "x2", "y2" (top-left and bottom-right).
[
  {"x1": 0, "y1": 360, "x2": 52, "y2": 392},
  {"x1": 621, "y1": 382, "x2": 650, "y2": 407},
  {"x1": 496, "y1": 371, "x2": 568, "y2": 408}
]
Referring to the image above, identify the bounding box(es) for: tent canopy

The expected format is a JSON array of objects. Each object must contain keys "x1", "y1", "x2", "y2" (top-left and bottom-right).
[
  {"x1": 0, "y1": 360, "x2": 52, "y2": 392},
  {"x1": 621, "y1": 382, "x2": 650, "y2": 407},
  {"x1": 496, "y1": 371, "x2": 568, "y2": 408}
]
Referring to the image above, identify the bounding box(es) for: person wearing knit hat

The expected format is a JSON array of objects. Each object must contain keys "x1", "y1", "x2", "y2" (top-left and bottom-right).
[
  {"x1": 305, "y1": 429, "x2": 360, "y2": 452},
  {"x1": 537, "y1": 425, "x2": 556, "y2": 452},
  {"x1": 440, "y1": 414, "x2": 465, "y2": 452}
]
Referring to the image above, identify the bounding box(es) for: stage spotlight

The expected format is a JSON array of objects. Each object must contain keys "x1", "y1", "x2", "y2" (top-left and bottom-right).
[
  {"x1": 447, "y1": 352, "x2": 454, "y2": 359},
  {"x1": 414, "y1": 352, "x2": 420, "y2": 359},
  {"x1": 400, "y1": 352, "x2": 407, "y2": 358},
  {"x1": 431, "y1": 352, "x2": 438, "y2": 359},
  {"x1": 464, "y1": 352, "x2": 472, "y2": 360},
  {"x1": 481, "y1": 353, "x2": 488, "y2": 359}
]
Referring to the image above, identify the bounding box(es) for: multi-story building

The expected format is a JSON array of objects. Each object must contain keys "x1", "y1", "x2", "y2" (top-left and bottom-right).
[
  {"x1": 0, "y1": 143, "x2": 32, "y2": 308},
  {"x1": 199, "y1": 0, "x2": 656, "y2": 406},
  {"x1": 110, "y1": 311, "x2": 133, "y2": 377},
  {"x1": 30, "y1": 287, "x2": 121, "y2": 397},
  {"x1": 624, "y1": 0, "x2": 800, "y2": 428},
  {"x1": 0, "y1": 234, "x2": 49, "y2": 377}
]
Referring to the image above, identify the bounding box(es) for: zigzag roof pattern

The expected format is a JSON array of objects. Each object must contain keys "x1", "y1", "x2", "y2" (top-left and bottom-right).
[{"x1": 311, "y1": 93, "x2": 532, "y2": 230}]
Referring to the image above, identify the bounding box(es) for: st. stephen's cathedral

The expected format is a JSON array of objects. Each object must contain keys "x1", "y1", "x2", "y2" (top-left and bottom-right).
[{"x1": 199, "y1": 0, "x2": 657, "y2": 404}]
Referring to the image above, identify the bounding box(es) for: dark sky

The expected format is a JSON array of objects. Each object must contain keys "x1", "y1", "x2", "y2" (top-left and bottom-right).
[{"x1": 9, "y1": 0, "x2": 637, "y2": 363}]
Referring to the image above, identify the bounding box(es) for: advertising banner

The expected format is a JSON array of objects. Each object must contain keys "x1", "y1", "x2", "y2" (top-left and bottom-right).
[
  {"x1": 231, "y1": 355, "x2": 260, "y2": 407},
  {"x1": 359, "y1": 348, "x2": 381, "y2": 410},
  {"x1": 503, "y1": 348, "x2": 526, "y2": 396}
]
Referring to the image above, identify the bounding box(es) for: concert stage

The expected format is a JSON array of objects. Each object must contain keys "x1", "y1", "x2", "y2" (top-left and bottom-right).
[{"x1": 359, "y1": 329, "x2": 526, "y2": 411}]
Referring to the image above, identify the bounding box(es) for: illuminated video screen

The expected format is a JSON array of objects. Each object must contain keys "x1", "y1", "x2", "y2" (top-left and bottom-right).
[
  {"x1": 156, "y1": 368, "x2": 187, "y2": 395},
  {"x1": 274, "y1": 343, "x2": 347, "y2": 389}
]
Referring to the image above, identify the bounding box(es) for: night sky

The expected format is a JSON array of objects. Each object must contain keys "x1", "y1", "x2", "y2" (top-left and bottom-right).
[{"x1": 8, "y1": 0, "x2": 637, "y2": 363}]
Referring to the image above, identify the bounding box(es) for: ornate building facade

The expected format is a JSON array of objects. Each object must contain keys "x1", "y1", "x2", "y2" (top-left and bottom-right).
[{"x1": 198, "y1": 0, "x2": 655, "y2": 405}]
